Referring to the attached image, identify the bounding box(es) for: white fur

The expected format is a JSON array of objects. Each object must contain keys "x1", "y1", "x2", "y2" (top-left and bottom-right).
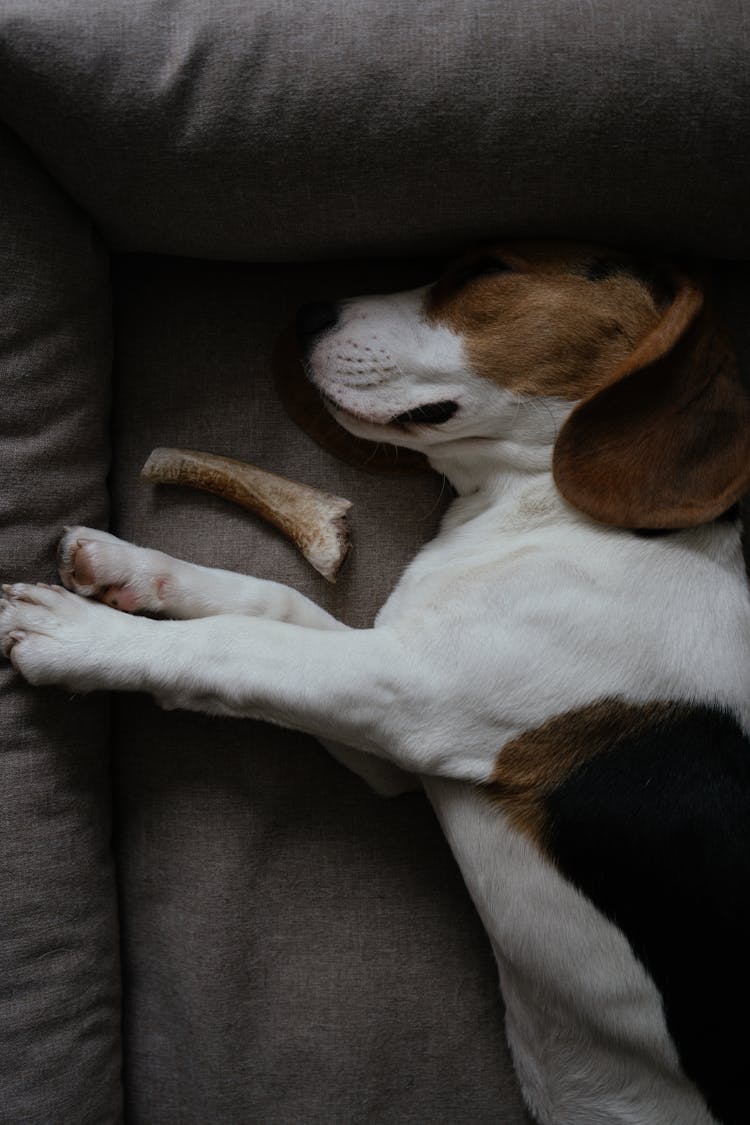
[
  {"x1": 2, "y1": 283, "x2": 742, "y2": 1124},
  {"x1": 309, "y1": 287, "x2": 468, "y2": 430}
]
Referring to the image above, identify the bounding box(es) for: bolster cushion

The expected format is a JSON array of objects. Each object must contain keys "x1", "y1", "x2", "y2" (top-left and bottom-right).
[
  {"x1": 0, "y1": 0, "x2": 747, "y2": 259},
  {"x1": 0, "y1": 124, "x2": 121, "y2": 1124}
]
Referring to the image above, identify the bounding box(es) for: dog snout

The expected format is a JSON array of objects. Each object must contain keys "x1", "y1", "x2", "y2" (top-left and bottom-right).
[{"x1": 295, "y1": 301, "x2": 339, "y2": 343}]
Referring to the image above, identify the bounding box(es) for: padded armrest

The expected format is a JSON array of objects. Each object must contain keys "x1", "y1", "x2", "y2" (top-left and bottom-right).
[
  {"x1": 0, "y1": 124, "x2": 121, "y2": 1124},
  {"x1": 0, "y1": 0, "x2": 748, "y2": 259}
]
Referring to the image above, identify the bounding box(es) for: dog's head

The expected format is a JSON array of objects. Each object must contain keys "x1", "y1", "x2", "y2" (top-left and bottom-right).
[{"x1": 298, "y1": 242, "x2": 750, "y2": 529}]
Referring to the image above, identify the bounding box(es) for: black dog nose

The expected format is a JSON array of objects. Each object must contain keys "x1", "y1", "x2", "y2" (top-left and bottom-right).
[{"x1": 295, "y1": 301, "x2": 338, "y2": 339}]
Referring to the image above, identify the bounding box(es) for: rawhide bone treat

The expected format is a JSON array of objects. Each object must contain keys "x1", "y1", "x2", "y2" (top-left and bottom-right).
[{"x1": 141, "y1": 447, "x2": 352, "y2": 582}]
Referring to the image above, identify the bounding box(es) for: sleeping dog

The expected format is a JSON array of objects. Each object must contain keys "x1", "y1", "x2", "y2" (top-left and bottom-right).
[{"x1": 3, "y1": 242, "x2": 750, "y2": 1125}]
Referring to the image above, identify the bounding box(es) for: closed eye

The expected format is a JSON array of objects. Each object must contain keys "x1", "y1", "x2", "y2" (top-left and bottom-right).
[{"x1": 449, "y1": 256, "x2": 516, "y2": 289}]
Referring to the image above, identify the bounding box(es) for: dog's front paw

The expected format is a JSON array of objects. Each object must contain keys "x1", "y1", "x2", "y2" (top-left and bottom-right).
[
  {"x1": 0, "y1": 582, "x2": 143, "y2": 691},
  {"x1": 57, "y1": 526, "x2": 173, "y2": 614}
]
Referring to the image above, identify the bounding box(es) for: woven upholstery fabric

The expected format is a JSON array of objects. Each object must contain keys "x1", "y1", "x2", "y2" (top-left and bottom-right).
[
  {"x1": 0, "y1": 0, "x2": 748, "y2": 260},
  {"x1": 110, "y1": 254, "x2": 530, "y2": 1123},
  {"x1": 0, "y1": 125, "x2": 122, "y2": 1124}
]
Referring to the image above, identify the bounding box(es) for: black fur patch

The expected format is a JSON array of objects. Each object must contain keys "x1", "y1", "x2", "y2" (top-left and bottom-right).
[
  {"x1": 584, "y1": 256, "x2": 675, "y2": 308},
  {"x1": 448, "y1": 256, "x2": 515, "y2": 289},
  {"x1": 585, "y1": 258, "x2": 621, "y2": 283},
  {"x1": 543, "y1": 703, "x2": 750, "y2": 1125}
]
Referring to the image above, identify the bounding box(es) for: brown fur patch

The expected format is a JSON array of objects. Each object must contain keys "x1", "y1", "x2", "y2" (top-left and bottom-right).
[
  {"x1": 426, "y1": 242, "x2": 665, "y2": 400},
  {"x1": 488, "y1": 700, "x2": 683, "y2": 847}
]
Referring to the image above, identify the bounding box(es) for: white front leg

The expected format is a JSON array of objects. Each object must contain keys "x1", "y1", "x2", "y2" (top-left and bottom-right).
[
  {"x1": 57, "y1": 526, "x2": 344, "y2": 629},
  {"x1": 0, "y1": 584, "x2": 432, "y2": 788},
  {"x1": 55, "y1": 528, "x2": 417, "y2": 794}
]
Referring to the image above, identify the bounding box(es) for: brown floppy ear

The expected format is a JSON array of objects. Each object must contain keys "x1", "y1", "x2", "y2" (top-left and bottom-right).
[{"x1": 553, "y1": 276, "x2": 750, "y2": 529}]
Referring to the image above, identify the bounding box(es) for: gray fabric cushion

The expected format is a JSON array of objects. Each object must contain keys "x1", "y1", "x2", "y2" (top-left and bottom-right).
[
  {"x1": 110, "y1": 254, "x2": 530, "y2": 1123},
  {"x1": 0, "y1": 125, "x2": 122, "y2": 1123},
  {"x1": 0, "y1": 0, "x2": 747, "y2": 261}
]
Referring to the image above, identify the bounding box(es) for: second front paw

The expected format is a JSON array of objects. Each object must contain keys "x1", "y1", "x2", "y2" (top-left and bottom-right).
[{"x1": 57, "y1": 526, "x2": 173, "y2": 614}]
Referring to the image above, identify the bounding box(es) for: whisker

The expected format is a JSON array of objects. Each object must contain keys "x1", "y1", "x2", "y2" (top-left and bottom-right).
[
  {"x1": 420, "y1": 473, "x2": 451, "y2": 521},
  {"x1": 524, "y1": 394, "x2": 561, "y2": 439}
]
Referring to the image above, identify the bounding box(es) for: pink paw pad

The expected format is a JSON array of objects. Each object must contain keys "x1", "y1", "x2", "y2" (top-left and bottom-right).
[
  {"x1": 69, "y1": 541, "x2": 100, "y2": 588},
  {"x1": 98, "y1": 576, "x2": 168, "y2": 615},
  {"x1": 99, "y1": 585, "x2": 142, "y2": 613}
]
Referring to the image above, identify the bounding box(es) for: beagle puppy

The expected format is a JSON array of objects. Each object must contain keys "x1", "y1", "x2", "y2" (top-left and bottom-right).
[{"x1": 3, "y1": 242, "x2": 750, "y2": 1125}]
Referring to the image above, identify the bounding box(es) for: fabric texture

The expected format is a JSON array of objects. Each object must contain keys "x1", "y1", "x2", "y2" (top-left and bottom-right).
[
  {"x1": 110, "y1": 255, "x2": 529, "y2": 1123},
  {"x1": 0, "y1": 124, "x2": 122, "y2": 1124},
  {"x1": 0, "y1": 0, "x2": 748, "y2": 260}
]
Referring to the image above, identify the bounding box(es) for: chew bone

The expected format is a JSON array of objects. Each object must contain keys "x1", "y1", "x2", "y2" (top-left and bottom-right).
[{"x1": 141, "y1": 447, "x2": 352, "y2": 582}]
